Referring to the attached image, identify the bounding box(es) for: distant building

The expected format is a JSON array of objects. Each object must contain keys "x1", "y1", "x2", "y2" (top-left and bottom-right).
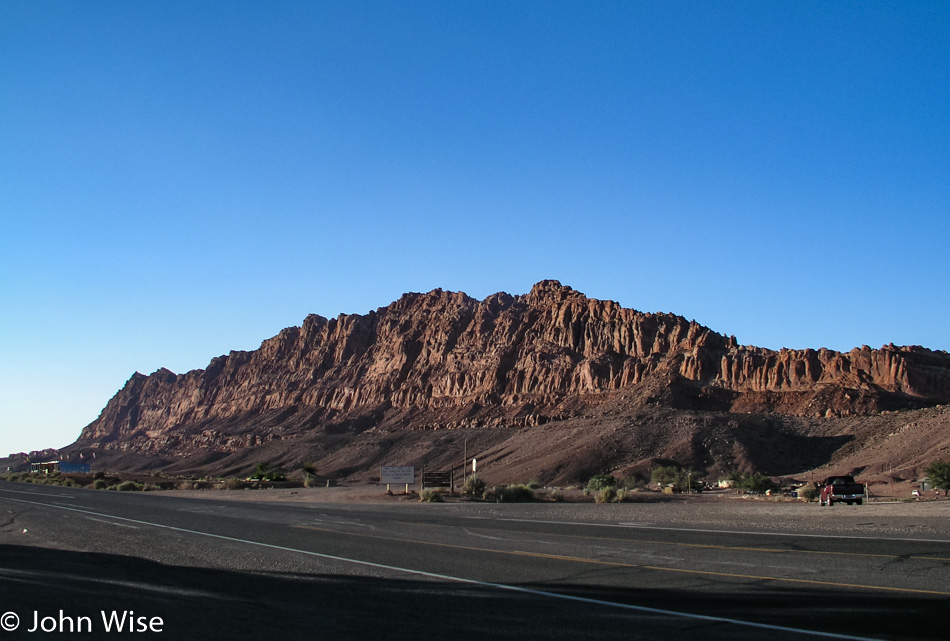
[{"x1": 29, "y1": 460, "x2": 90, "y2": 474}]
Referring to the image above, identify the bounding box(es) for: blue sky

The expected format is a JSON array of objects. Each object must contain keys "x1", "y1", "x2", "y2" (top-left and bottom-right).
[{"x1": 2, "y1": 1, "x2": 948, "y2": 455}]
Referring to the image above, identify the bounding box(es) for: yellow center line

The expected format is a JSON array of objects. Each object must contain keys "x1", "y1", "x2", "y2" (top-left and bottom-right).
[
  {"x1": 292, "y1": 525, "x2": 950, "y2": 597},
  {"x1": 399, "y1": 521, "x2": 950, "y2": 562}
]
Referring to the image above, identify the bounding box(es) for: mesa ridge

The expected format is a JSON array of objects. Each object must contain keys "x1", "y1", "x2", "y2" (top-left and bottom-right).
[{"x1": 59, "y1": 281, "x2": 950, "y2": 483}]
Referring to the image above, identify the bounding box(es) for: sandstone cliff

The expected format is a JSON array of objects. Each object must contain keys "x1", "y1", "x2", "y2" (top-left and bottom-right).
[{"x1": 73, "y1": 280, "x2": 950, "y2": 463}]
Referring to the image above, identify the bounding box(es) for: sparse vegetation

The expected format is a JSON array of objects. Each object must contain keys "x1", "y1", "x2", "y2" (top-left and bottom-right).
[
  {"x1": 218, "y1": 477, "x2": 244, "y2": 490},
  {"x1": 0, "y1": 471, "x2": 171, "y2": 492},
  {"x1": 2, "y1": 472, "x2": 89, "y2": 488}
]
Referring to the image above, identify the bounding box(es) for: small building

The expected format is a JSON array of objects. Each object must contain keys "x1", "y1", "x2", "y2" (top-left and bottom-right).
[{"x1": 29, "y1": 460, "x2": 90, "y2": 474}]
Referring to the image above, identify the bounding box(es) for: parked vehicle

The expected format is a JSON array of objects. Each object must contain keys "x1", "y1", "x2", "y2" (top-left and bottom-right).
[{"x1": 818, "y1": 475, "x2": 866, "y2": 506}]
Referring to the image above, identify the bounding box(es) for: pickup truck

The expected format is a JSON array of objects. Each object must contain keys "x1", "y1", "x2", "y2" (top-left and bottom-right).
[{"x1": 818, "y1": 476, "x2": 866, "y2": 506}]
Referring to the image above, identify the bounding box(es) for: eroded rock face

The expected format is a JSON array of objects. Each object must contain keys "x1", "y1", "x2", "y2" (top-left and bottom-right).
[{"x1": 75, "y1": 281, "x2": 950, "y2": 456}]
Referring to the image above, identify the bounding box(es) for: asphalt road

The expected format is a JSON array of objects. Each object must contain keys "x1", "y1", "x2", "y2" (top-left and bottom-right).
[{"x1": 1, "y1": 484, "x2": 948, "y2": 641}]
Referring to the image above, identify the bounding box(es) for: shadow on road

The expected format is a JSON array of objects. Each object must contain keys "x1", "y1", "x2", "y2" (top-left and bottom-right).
[{"x1": 0, "y1": 544, "x2": 944, "y2": 640}]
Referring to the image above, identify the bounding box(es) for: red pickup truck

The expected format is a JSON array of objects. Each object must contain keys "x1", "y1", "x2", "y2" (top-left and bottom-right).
[{"x1": 818, "y1": 476, "x2": 866, "y2": 506}]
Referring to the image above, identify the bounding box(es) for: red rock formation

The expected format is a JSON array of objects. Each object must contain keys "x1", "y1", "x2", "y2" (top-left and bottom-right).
[{"x1": 74, "y1": 281, "x2": 950, "y2": 457}]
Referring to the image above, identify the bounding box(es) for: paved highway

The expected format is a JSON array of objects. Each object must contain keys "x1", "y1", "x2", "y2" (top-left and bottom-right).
[{"x1": 1, "y1": 484, "x2": 948, "y2": 640}]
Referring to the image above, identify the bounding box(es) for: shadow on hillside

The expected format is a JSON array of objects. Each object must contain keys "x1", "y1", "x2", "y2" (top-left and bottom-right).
[
  {"x1": 0, "y1": 544, "x2": 944, "y2": 641},
  {"x1": 735, "y1": 430, "x2": 855, "y2": 476}
]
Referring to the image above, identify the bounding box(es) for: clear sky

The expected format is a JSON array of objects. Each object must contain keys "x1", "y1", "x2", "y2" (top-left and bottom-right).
[{"x1": 2, "y1": 1, "x2": 948, "y2": 455}]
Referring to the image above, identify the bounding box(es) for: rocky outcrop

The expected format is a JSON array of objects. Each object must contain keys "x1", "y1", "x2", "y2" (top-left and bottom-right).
[{"x1": 74, "y1": 281, "x2": 950, "y2": 457}]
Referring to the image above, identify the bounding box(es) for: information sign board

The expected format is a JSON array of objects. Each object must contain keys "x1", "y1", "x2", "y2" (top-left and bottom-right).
[{"x1": 380, "y1": 466, "x2": 415, "y2": 485}]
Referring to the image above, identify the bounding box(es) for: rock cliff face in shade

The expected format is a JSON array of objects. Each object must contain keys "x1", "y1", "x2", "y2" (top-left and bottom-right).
[{"x1": 74, "y1": 280, "x2": 950, "y2": 458}]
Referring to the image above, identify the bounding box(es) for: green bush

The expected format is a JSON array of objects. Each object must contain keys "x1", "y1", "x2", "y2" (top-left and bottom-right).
[
  {"x1": 250, "y1": 462, "x2": 286, "y2": 482},
  {"x1": 492, "y1": 484, "x2": 534, "y2": 503},
  {"x1": 115, "y1": 481, "x2": 142, "y2": 492},
  {"x1": 735, "y1": 473, "x2": 777, "y2": 494},
  {"x1": 462, "y1": 474, "x2": 486, "y2": 498},
  {"x1": 620, "y1": 474, "x2": 646, "y2": 490},
  {"x1": 595, "y1": 487, "x2": 617, "y2": 503},
  {"x1": 92, "y1": 479, "x2": 108, "y2": 490},
  {"x1": 584, "y1": 473, "x2": 616, "y2": 495},
  {"x1": 925, "y1": 460, "x2": 950, "y2": 495},
  {"x1": 651, "y1": 466, "x2": 701, "y2": 493},
  {"x1": 419, "y1": 489, "x2": 445, "y2": 502},
  {"x1": 799, "y1": 487, "x2": 819, "y2": 501}
]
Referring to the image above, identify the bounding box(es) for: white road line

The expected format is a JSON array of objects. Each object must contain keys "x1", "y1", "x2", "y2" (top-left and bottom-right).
[
  {"x1": 461, "y1": 527, "x2": 507, "y2": 541},
  {"x1": 0, "y1": 487, "x2": 79, "y2": 499},
  {"x1": 84, "y1": 516, "x2": 140, "y2": 529},
  {"x1": 1, "y1": 495, "x2": 884, "y2": 641}
]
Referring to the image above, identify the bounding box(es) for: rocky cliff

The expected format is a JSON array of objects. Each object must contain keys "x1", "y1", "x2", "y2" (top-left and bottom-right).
[{"x1": 74, "y1": 281, "x2": 950, "y2": 460}]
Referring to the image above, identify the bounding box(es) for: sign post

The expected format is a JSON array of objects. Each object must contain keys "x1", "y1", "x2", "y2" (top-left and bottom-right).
[{"x1": 380, "y1": 466, "x2": 415, "y2": 494}]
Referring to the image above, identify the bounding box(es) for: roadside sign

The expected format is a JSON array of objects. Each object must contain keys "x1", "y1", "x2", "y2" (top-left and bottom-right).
[
  {"x1": 472, "y1": 458, "x2": 477, "y2": 473},
  {"x1": 380, "y1": 466, "x2": 415, "y2": 485},
  {"x1": 422, "y1": 471, "x2": 453, "y2": 488}
]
